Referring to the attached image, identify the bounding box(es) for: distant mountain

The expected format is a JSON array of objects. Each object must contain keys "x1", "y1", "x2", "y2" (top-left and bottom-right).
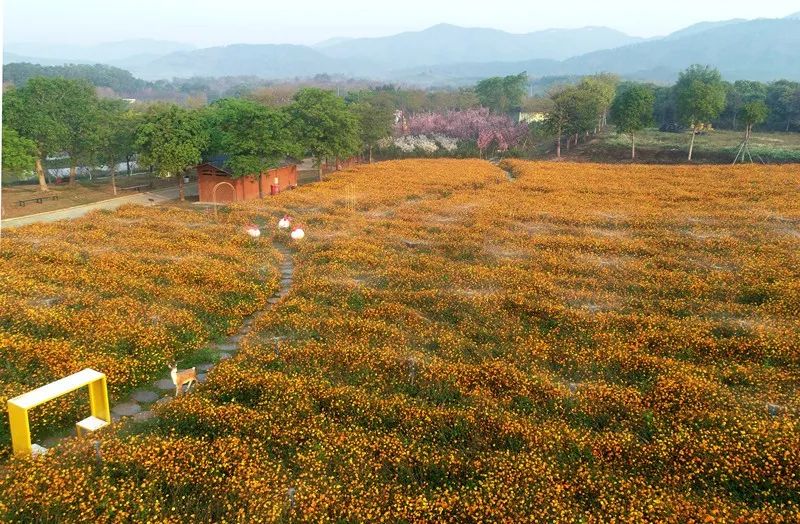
[
  {"x1": 2, "y1": 52, "x2": 89, "y2": 66},
  {"x1": 661, "y1": 19, "x2": 746, "y2": 40},
  {"x1": 4, "y1": 39, "x2": 195, "y2": 64},
  {"x1": 393, "y1": 18, "x2": 800, "y2": 85},
  {"x1": 4, "y1": 19, "x2": 800, "y2": 85},
  {"x1": 128, "y1": 44, "x2": 354, "y2": 80},
  {"x1": 786, "y1": 11, "x2": 800, "y2": 19},
  {"x1": 560, "y1": 18, "x2": 800, "y2": 81},
  {"x1": 313, "y1": 37, "x2": 354, "y2": 49},
  {"x1": 319, "y1": 24, "x2": 643, "y2": 68}
]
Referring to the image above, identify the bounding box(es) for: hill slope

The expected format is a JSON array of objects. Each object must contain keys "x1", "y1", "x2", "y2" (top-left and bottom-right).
[
  {"x1": 396, "y1": 18, "x2": 800, "y2": 84},
  {"x1": 320, "y1": 24, "x2": 642, "y2": 68},
  {"x1": 128, "y1": 44, "x2": 353, "y2": 80}
]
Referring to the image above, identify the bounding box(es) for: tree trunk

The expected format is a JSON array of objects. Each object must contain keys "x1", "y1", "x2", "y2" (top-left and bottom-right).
[
  {"x1": 36, "y1": 156, "x2": 49, "y2": 192},
  {"x1": 368, "y1": 145, "x2": 373, "y2": 164},
  {"x1": 556, "y1": 125, "x2": 562, "y2": 158},
  {"x1": 178, "y1": 172, "x2": 185, "y2": 202},
  {"x1": 69, "y1": 160, "x2": 77, "y2": 187},
  {"x1": 257, "y1": 174, "x2": 264, "y2": 199},
  {"x1": 688, "y1": 129, "x2": 696, "y2": 161},
  {"x1": 126, "y1": 156, "x2": 132, "y2": 176},
  {"x1": 631, "y1": 133, "x2": 636, "y2": 160},
  {"x1": 318, "y1": 158, "x2": 323, "y2": 182},
  {"x1": 110, "y1": 163, "x2": 117, "y2": 196}
]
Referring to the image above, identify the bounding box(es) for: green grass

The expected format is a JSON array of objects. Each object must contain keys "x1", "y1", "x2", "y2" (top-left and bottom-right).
[
  {"x1": 589, "y1": 128, "x2": 800, "y2": 163},
  {"x1": 179, "y1": 346, "x2": 223, "y2": 368}
]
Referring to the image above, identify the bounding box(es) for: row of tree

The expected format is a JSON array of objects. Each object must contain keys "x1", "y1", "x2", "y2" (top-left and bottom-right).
[
  {"x1": 545, "y1": 65, "x2": 787, "y2": 160},
  {"x1": 3, "y1": 78, "x2": 396, "y2": 197}
]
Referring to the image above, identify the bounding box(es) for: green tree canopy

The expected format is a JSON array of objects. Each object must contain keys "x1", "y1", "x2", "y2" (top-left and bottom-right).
[
  {"x1": 2, "y1": 126, "x2": 37, "y2": 180},
  {"x1": 2, "y1": 78, "x2": 97, "y2": 191},
  {"x1": 766, "y1": 80, "x2": 800, "y2": 132},
  {"x1": 96, "y1": 99, "x2": 138, "y2": 194},
  {"x1": 610, "y1": 84, "x2": 655, "y2": 159},
  {"x1": 135, "y1": 104, "x2": 210, "y2": 201},
  {"x1": 205, "y1": 98, "x2": 302, "y2": 196},
  {"x1": 578, "y1": 73, "x2": 619, "y2": 129},
  {"x1": 475, "y1": 73, "x2": 528, "y2": 113},
  {"x1": 59, "y1": 79, "x2": 104, "y2": 186},
  {"x1": 349, "y1": 100, "x2": 394, "y2": 163},
  {"x1": 675, "y1": 65, "x2": 727, "y2": 160},
  {"x1": 287, "y1": 88, "x2": 360, "y2": 180},
  {"x1": 738, "y1": 100, "x2": 769, "y2": 142}
]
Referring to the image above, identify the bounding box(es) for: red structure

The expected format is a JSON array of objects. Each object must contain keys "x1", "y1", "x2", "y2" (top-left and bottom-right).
[{"x1": 197, "y1": 163, "x2": 298, "y2": 203}]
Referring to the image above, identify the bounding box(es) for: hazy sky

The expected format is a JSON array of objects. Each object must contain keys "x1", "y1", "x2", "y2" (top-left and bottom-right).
[{"x1": 4, "y1": 0, "x2": 799, "y2": 47}]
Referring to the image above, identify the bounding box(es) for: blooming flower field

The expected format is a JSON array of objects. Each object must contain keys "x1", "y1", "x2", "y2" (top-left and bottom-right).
[
  {"x1": 0, "y1": 205, "x2": 279, "y2": 459},
  {"x1": 1, "y1": 159, "x2": 799, "y2": 522}
]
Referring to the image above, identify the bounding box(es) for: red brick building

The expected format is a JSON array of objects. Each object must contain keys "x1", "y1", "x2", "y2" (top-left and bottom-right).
[{"x1": 196, "y1": 162, "x2": 298, "y2": 203}]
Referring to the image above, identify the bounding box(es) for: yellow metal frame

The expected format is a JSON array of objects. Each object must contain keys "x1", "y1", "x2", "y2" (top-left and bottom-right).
[{"x1": 6, "y1": 368, "x2": 110, "y2": 457}]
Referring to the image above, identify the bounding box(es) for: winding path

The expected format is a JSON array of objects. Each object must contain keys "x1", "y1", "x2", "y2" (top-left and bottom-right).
[{"x1": 41, "y1": 244, "x2": 295, "y2": 447}]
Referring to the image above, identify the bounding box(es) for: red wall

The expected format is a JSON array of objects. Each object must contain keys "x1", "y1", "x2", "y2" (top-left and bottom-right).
[{"x1": 197, "y1": 164, "x2": 298, "y2": 203}]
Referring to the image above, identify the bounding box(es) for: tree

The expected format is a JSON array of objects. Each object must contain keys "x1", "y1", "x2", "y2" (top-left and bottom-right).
[
  {"x1": 475, "y1": 73, "x2": 527, "y2": 113},
  {"x1": 721, "y1": 80, "x2": 767, "y2": 130},
  {"x1": 287, "y1": 88, "x2": 360, "y2": 181},
  {"x1": 2, "y1": 127, "x2": 37, "y2": 180},
  {"x1": 350, "y1": 101, "x2": 394, "y2": 163},
  {"x1": 59, "y1": 79, "x2": 103, "y2": 186},
  {"x1": 675, "y1": 65, "x2": 727, "y2": 161},
  {"x1": 2, "y1": 78, "x2": 75, "y2": 191},
  {"x1": 545, "y1": 87, "x2": 577, "y2": 158},
  {"x1": 610, "y1": 85, "x2": 655, "y2": 159},
  {"x1": 766, "y1": 80, "x2": 800, "y2": 132},
  {"x1": 739, "y1": 101, "x2": 769, "y2": 141},
  {"x1": 579, "y1": 74, "x2": 619, "y2": 130},
  {"x1": 135, "y1": 104, "x2": 209, "y2": 201},
  {"x1": 206, "y1": 98, "x2": 301, "y2": 198},
  {"x1": 96, "y1": 99, "x2": 135, "y2": 195}
]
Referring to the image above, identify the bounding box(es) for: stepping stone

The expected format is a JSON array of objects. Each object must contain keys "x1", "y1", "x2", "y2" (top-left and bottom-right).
[
  {"x1": 767, "y1": 403, "x2": 785, "y2": 416},
  {"x1": 219, "y1": 353, "x2": 232, "y2": 360},
  {"x1": 197, "y1": 373, "x2": 207, "y2": 383},
  {"x1": 31, "y1": 444, "x2": 48, "y2": 457},
  {"x1": 41, "y1": 436, "x2": 61, "y2": 448},
  {"x1": 229, "y1": 335, "x2": 243, "y2": 343},
  {"x1": 154, "y1": 396, "x2": 171, "y2": 406},
  {"x1": 216, "y1": 343, "x2": 237, "y2": 351},
  {"x1": 112, "y1": 402, "x2": 142, "y2": 417},
  {"x1": 154, "y1": 378, "x2": 176, "y2": 391},
  {"x1": 131, "y1": 390, "x2": 159, "y2": 403},
  {"x1": 197, "y1": 363, "x2": 214, "y2": 372},
  {"x1": 268, "y1": 297, "x2": 280, "y2": 304},
  {"x1": 132, "y1": 410, "x2": 155, "y2": 422}
]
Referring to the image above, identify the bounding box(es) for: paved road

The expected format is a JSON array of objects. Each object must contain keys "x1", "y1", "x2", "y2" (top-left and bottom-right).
[{"x1": 1, "y1": 183, "x2": 198, "y2": 229}]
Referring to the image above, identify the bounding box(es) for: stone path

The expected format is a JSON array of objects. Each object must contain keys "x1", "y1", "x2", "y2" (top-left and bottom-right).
[{"x1": 39, "y1": 244, "x2": 295, "y2": 449}]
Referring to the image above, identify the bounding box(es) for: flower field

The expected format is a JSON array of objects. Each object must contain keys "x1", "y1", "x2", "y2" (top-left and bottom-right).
[
  {"x1": 0, "y1": 205, "x2": 279, "y2": 459},
  {"x1": 1, "y1": 159, "x2": 799, "y2": 522}
]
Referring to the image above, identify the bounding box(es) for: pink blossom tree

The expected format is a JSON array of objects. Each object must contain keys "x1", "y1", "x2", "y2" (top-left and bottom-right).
[{"x1": 397, "y1": 108, "x2": 528, "y2": 157}]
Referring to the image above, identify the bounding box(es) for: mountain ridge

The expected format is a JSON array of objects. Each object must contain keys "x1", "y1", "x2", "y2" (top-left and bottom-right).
[{"x1": 4, "y1": 18, "x2": 799, "y2": 84}]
